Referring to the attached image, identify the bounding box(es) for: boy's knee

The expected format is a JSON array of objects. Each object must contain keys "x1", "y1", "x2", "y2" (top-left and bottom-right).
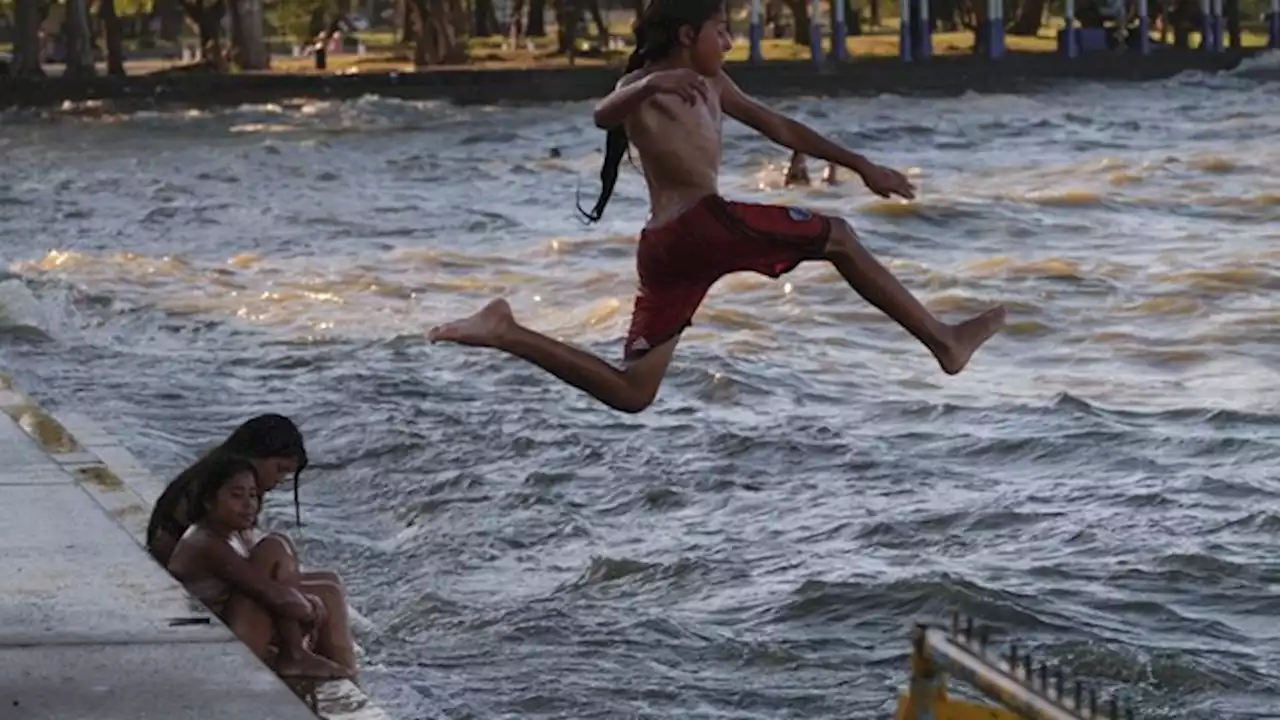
[
  {"x1": 616, "y1": 376, "x2": 659, "y2": 414},
  {"x1": 824, "y1": 218, "x2": 861, "y2": 256}
]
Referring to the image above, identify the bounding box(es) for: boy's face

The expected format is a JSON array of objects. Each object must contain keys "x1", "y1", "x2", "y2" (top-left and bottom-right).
[{"x1": 687, "y1": 9, "x2": 732, "y2": 76}]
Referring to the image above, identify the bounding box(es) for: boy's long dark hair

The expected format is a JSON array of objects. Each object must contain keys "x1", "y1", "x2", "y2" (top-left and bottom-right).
[{"x1": 576, "y1": 0, "x2": 724, "y2": 223}]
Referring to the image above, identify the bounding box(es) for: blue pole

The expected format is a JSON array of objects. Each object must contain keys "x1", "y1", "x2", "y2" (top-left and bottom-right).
[
  {"x1": 749, "y1": 0, "x2": 764, "y2": 63},
  {"x1": 1271, "y1": 0, "x2": 1280, "y2": 49},
  {"x1": 1200, "y1": 0, "x2": 1216, "y2": 51},
  {"x1": 987, "y1": 0, "x2": 1004, "y2": 58},
  {"x1": 833, "y1": 0, "x2": 849, "y2": 61},
  {"x1": 1061, "y1": 0, "x2": 1078, "y2": 57},
  {"x1": 1136, "y1": 0, "x2": 1151, "y2": 53},
  {"x1": 914, "y1": 0, "x2": 933, "y2": 59},
  {"x1": 809, "y1": 0, "x2": 823, "y2": 66}
]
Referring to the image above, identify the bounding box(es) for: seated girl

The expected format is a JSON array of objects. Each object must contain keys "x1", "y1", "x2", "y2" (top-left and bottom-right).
[
  {"x1": 147, "y1": 413, "x2": 358, "y2": 675},
  {"x1": 166, "y1": 454, "x2": 352, "y2": 679}
]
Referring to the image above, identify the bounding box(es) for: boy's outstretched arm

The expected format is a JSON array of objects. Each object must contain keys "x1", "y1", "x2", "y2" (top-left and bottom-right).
[{"x1": 715, "y1": 72, "x2": 915, "y2": 200}]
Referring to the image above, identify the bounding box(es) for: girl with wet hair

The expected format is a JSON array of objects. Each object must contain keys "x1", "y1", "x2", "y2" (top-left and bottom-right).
[
  {"x1": 146, "y1": 413, "x2": 360, "y2": 674},
  {"x1": 167, "y1": 453, "x2": 352, "y2": 679},
  {"x1": 430, "y1": 0, "x2": 1004, "y2": 413},
  {"x1": 147, "y1": 413, "x2": 308, "y2": 567}
]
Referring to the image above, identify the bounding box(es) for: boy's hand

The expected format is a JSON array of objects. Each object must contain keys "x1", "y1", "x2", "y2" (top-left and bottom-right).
[
  {"x1": 643, "y1": 68, "x2": 712, "y2": 106},
  {"x1": 860, "y1": 164, "x2": 916, "y2": 200}
]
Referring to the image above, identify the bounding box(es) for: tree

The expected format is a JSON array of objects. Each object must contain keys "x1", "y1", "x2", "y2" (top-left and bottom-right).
[
  {"x1": 63, "y1": 0, "x2": 97, "y2": 77},
  {"x1": 154, "y1": 0, "x2": 184, "y2": 42},
  {"x1": 232, "y1": 0, "x2": 270, "y2": 69},
  {"x1": 407, "y1": 0, "x2": 465, "y2": 66},
  {"x1": 98, "y1": 0, "x2": 127, "y2": 75},
  {"x1": 783, "y1": 0, "x2": 809, "y2": 45},
  {"x1": 1007, "y1": 0, "x2": 1048, "y2": 35},
  {"x1": 527, "y1": 0, "x2": 545, "y2": 36},
  {"x1": 473, "y1": 0, "x2": 499, "y2": 35},
  {"x1": 180, "y1": 0, "x2": 229, "y2": 69},
  {"x1": 10, "y1": 0, "x2": 45, "y2": 77}
]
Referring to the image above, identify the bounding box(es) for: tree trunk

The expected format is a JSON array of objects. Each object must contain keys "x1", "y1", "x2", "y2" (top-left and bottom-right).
[
  {"x1": 473, "y1": 0, "x2": 499, "y2": 35},
  {"x1": 1225, "y1": 0, "x2": 1240, "y2": 47},
  {"x1": 63, "y1": 0, "x2": 97, "y2": 77},
  {"x1": 1007, "y1": 0, "x2": 1047, "y2": 35},
  {"x1": 586, "y1": 0, "x2": 607, "y2": 39},
  {"x1": 231, "y1": 0, "x2": 269, "y2": 69},
  {"x1": 527, "y1": 0, "x2": 546, "y2": 36},
  {"x1": 400, "y1": 0, "x2": 414, "y2": 42},
  {"x1": 99, "y1": 0, "x2": 126, "y2": 75},
  {"x1": 555, "y1": 0, "x2": 575, "y2": 53},
  {"x1": 12, "y1": 0, "x2": 46, "y2": 77},
  {"x1": 155, "y1": 0, "x2": 183, "y2": 41},
  {"x1": 409, "y1": 0, "x2": 464, "y2": 65},
  {"x1": 227, "y1": 0, "x2": 245, "y2": 64},
  {"x1": 183, "y1": 0, "x2": 229, "y2": 70},
  {"x1": 508, "y1": 0, "x2": 526, "y2": 40},
  {"x1": 868, "y1": 0, "x2": 881, "y2": 26},
  {"x1": 784, "y1": 0, "x2": 809, "y2": 45},
  {"x1": 409, "y1": 0, "x2": 430, "y2": 64}
]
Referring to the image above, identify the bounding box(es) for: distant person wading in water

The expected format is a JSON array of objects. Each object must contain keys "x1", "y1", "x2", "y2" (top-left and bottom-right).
[{"x1": 429, "y1": 0, "x2": 1006, "y2": 413}]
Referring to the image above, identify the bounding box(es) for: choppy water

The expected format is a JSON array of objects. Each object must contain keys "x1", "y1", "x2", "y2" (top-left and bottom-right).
[{"x1": 4, "y1": 56, "x2": 1280, "y2": 719}]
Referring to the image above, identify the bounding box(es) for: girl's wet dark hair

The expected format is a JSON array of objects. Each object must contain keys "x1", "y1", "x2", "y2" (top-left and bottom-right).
[
  {"x1": 146, "y1": 414, "x2": 309, "y2": 555},
  {"x1": 576, "y1": 0, "x2": 725, "y2": 223},
  {"x1": 220, "y1": 414, "x2": 309, "y2": 527},
  {"x1": 187, "y1": 454, "x2": 259, "y2": 525}
]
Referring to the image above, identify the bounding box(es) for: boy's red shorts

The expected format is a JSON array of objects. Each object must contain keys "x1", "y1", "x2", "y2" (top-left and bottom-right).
[{"x1": 623, "y1": 194, "x2": 833, "y2": 362}]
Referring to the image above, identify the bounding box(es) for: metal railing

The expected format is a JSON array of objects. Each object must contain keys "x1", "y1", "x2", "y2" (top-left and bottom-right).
[{"x1": 896, "y1": 612, "x2": 1137, "y2": 720}]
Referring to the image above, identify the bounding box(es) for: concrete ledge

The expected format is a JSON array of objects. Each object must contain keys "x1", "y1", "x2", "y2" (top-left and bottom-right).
[
  {"x1": 0, "y1": 373, "x2": 392, "y2": 720},
  {"x1": 0, "y1": 50, "x2": 1263, "y2": 111}
]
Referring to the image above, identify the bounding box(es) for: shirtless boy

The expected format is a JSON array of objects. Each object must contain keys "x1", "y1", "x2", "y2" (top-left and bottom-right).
[{"x1": 430, "y1": 0, "x2": 1006, "y2": 414}]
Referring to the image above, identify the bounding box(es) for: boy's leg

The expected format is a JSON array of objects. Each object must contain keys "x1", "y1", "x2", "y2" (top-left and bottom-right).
[
  {"x1": 710, "y1": 197, "x2": 1004, "y2": 375},
  {"x1": 821, "y1": 216, "x2": 1005, "y2": 375},
  {"x1": 428, "y1": 299, "x2": 680, "y2": 413}
]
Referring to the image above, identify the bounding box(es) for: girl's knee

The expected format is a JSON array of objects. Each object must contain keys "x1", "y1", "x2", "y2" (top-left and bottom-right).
[
  {"x1": 262, "y1": 532, "x2": 297, "y2": 554},
  {"x1": 249, "y1": 534, "x2": 296, "y2": 568}
]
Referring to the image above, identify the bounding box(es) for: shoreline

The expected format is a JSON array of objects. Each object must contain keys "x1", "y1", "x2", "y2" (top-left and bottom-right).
[{"x1": 0, "y1": 50, "x2": 1262, "y2": 111}]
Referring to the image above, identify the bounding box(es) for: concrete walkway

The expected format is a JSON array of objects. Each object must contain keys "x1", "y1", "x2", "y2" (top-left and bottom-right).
[{"x1": 0, "y1": 375, "x2": 389, "y2": 719}]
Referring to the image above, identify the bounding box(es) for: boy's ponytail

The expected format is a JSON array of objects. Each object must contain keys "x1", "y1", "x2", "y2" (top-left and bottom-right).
[{"x1": 578, "y1": 26, "x2": 650, "y2": 224}]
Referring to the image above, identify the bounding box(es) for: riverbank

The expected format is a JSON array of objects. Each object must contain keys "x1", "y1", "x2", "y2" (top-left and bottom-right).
[
  {"x1": 0, "y1": 49, "x2": 1263, "y2": 111},
  {"x1": 0, "y1": 373, "x2": 390, "y2": 720}
]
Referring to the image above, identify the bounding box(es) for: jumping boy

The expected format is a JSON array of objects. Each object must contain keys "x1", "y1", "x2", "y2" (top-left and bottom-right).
[{"x1": 429, "y1": 0, "x2": 1006, "y2": 413}]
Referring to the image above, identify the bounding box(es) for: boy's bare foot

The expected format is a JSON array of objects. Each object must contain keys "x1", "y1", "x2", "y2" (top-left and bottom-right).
[
  {"x1": 276, "y1": 649, "x2": 353, "y2": 680},
  {"x1": 428, "y1": 298, "x2": 516, "y2": 348},
  {"x1": 934, "y1": 306, "x2": 1006, "y2": 375}
]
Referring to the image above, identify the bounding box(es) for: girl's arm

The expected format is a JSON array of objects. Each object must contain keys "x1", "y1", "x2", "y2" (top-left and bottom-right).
[{"x1": 190, "y1": 539, "x2": 314, "y2": 621}]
